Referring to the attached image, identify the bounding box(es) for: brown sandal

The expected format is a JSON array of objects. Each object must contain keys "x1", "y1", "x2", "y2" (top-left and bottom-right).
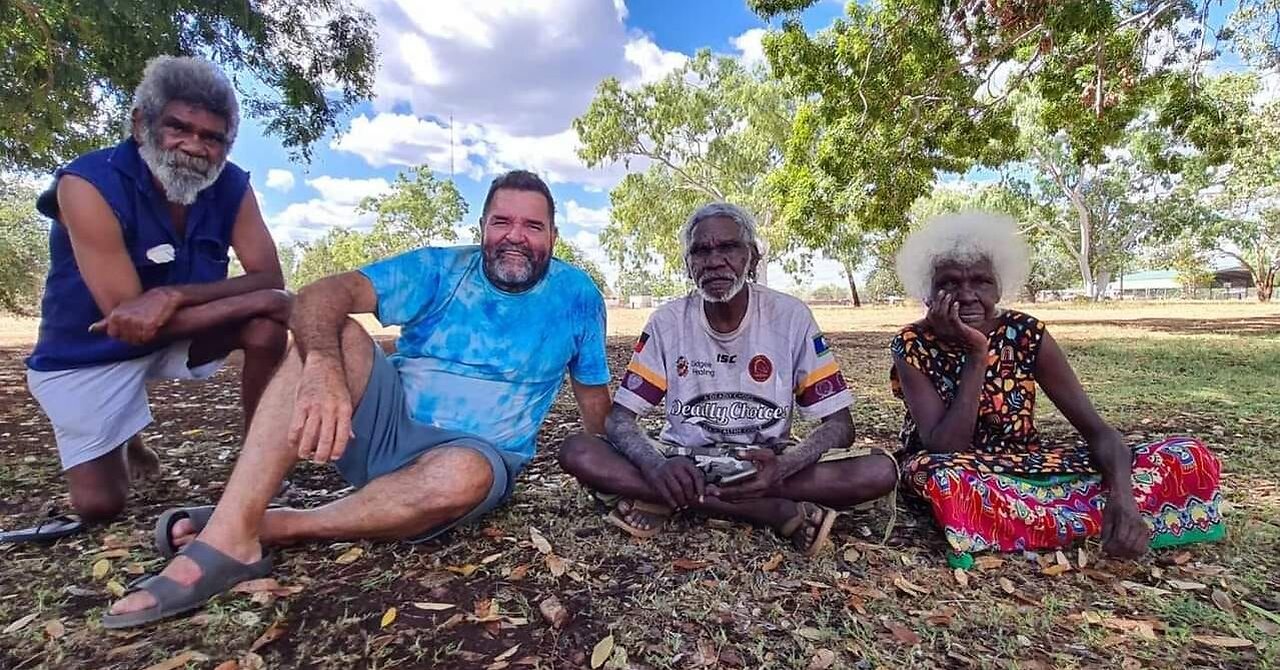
[
  {"x1": 605, "y1": 499, "x2": 672, "y2": 539},
  {"x1": 779, "y1": 502, "x2": 838, "y2": 557}
]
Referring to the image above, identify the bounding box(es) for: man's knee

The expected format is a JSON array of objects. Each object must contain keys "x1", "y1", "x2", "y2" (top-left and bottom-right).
[
  {"x1": 557, "y1": 433, "x2": 603, "y2": 477},
  {"x1": 410, "y1": 448, "x2": 494, "y2": 517},
  {"x1": 240, "y1": 317, "x2": 288, "y2": 357},
  {"x1": 863, "y1": 453, "x2": 900, "y2": 498},
  {"x1": 69, "y1": 485, "x2": 126, "y2": 522}
]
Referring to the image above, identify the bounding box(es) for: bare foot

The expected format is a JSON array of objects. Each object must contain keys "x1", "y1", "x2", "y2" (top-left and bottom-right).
[
  {"x1": 107, "y1": 538, "x2": 262, "y2": 615},
  {"x1": 126, "y1": 436, "x2": 161, "y2": 482},
  {"x1": 618, "y1": 500, "x2": 668, "y2": 532},
  {"x1": 168, "y1": 518, "x2": 198, "y2": 551}
]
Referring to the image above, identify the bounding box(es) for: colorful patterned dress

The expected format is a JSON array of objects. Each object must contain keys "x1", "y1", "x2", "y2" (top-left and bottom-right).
[{"x1": 889, "y1": 310, "x2": 1224, "y2": 566}]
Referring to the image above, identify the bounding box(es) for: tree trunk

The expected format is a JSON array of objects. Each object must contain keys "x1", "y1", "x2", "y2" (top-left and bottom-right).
[
  {"x1": 1259, "y1": 269, "x2": 1275, "y2": 302},
  {"x1": 842, "y1": 259, "x2": 862, "y2": 308}
]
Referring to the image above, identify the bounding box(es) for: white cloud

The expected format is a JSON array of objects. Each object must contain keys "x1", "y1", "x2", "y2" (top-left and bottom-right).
[
  {"x1": 305, "y1": 176, "x2": 391, "y2": 206},
  {"x1": 563, "y1": 200, "x2": 611, "y2": 230},
  {"x1": 623, "y1": 35, "x2": 689, "y2": 86},
  {"x1": 264, "y1": 169, "x2": 295, "y2": 192},
  {"x1": 731, "y1": 28, "x2": 768, "y2": 70},
  {"x1": 332, "y1": 113, "x2": 632, "y2": 190}
]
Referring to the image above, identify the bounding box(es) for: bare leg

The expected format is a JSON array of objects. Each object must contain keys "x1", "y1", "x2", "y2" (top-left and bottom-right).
[
  {"x1": 559, "y1": 434, "x2": 897, "y2": 542},
  {"x1": 65, "y1": 446, "x2": 130, "y2": 522},
  {"x1": 109, "y1": 318, "x2": 370, "y2": 616}
]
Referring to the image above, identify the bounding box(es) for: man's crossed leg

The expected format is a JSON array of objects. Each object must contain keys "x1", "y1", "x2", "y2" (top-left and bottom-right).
[{"x1": 559, "y1": 434, "x2": 898, "y2": 554}]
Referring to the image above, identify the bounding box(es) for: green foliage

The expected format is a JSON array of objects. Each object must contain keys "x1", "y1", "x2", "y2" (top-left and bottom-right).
[
  {"x1": 612, "y1": 269, "x2": 688, "y2": 301},
  {"x1": 574, "y1": 50, "x2": 792, "y2": 282},
  {"x1": 807, "y1": 283, "x2": 849, "y2": 302},
  {"x1": 1, "y1": 0, "x2": 377, "y2": 171},
  {"x1": 0, "y1": 179, "x2": 50, "y2": 314},
  {"x1": 553, "y1": 238, "x2": 609, "y2": 295},
  {"x1": 357, "y1": 168, "x2": 467, "y2": 249}
]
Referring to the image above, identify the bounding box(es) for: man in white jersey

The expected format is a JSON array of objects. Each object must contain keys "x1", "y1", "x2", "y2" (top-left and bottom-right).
[{"x1": 559, "y1": 203, "x2": 897, "y2": 555}]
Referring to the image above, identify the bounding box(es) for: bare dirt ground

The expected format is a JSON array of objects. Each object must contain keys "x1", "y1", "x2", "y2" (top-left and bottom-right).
[{"x1": 0, "y1": 303, "x2": 1277, "y2": 669}]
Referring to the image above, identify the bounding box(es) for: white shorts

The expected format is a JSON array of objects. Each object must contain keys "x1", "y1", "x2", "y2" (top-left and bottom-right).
[{"x1": 27, "y1": 341, "x2": 225, "y2": 471}]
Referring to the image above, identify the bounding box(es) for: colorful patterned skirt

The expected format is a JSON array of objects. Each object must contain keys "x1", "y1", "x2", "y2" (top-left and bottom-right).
[{"x1": 904, "y1": 437, "x2": 1224, "y2": 566}]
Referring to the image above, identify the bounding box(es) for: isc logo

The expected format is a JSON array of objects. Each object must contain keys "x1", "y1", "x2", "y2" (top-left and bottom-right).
[{"x1": 716, "y1": 354, "x2": 737, "y2": 364}]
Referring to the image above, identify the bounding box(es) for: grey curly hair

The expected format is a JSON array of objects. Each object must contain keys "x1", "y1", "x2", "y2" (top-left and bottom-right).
[
  {"x1": 895, "y1": 210, "x2": 1031, "y2": 303},
  {"x1": 130, "y1": 56, "x2": 240, "y2": 146},
  {"x1": 681, "y1": 201, "x2": 761, "y2": 259}
]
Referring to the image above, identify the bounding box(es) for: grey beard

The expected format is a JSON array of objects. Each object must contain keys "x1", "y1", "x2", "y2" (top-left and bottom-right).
[
  {"x1": 696, "y1": 273, "x2": 748, "y2": 303},
  {"x1": 137, "y1": 128, "x2": 225, "y2": 205}
]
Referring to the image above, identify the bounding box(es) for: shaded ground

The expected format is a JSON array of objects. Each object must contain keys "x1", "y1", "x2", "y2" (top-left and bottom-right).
[{"x1": 1, "y1": 314, "x2": 1278, "y2": 669}]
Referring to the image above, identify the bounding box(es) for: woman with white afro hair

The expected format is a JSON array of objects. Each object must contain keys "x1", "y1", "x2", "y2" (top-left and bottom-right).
[{"x1": 887, "y1": 210, "x2": 1224, "y2": 570}]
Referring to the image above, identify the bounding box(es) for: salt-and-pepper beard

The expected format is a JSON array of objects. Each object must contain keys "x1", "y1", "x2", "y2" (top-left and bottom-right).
[
  {"x1": 696, "y1": 272, "x2": 748, "y2": 303},
  {"x1": 137, "y1": 125, "x2": 226, "y2": 205}
]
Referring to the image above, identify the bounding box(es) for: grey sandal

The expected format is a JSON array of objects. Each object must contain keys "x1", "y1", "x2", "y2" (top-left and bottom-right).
[
  {"x1": 101, "y1": 540, "x2": 273, "y2": 629},
  {"x1": 154, "y1": 481, "x2": 292, "y2": 558}
]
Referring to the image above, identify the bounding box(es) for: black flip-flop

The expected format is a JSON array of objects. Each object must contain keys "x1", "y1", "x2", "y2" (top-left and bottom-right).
[{"x1": 0, "y1": 513, "x2": 85, "y2": 544}]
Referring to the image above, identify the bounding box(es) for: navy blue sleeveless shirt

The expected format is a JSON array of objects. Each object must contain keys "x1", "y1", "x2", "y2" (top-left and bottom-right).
[{"x1": 27, "y1": 138, "x2": 250, "y2": 371}]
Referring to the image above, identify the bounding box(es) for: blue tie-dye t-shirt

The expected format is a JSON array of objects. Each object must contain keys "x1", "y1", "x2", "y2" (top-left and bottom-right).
[{"x1": 358, "y1": 246, "x2": 610, "y2": 469}]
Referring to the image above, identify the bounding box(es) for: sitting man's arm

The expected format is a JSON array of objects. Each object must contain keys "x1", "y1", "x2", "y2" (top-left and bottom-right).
[
  {"x1": 287, "y1": 271, "x2": 379, "y2": 464},
  {"x1": 715, "y1": 409, "x2": 855, "y2": 501},
  {"x1": 571, "y1": 379, "x2": 611, "y2": 435},
  {"x1": 62, "y1": 178, "x2": 285, "y2": 344},
  {"x1": 606, "y1": 403, "x2": 704, "y2": 508}
]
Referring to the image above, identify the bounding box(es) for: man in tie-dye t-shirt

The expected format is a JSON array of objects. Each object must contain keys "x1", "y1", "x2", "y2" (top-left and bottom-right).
[{"x1": 105, "y1": 170, "x2": 612, "y2": 628}]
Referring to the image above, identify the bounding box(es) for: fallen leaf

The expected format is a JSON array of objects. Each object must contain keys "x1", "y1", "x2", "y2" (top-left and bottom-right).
[
  {"x1": 43, "y1": 619, "x2": 65, "y2": 639},
  {"x1": 673, "y1": 558, "x2": 709, "y2": 571},
  {"x1": 234, "y1": 611, "x2": 261, "y2": 628},
  {"x1": 446, "y1": 564, "x2": 480, "y2": 577},
  {"x1": 999, "y1": 577, "x2": 1017, "y2": 595},
  {"x1": 107, "y1": 641, "x2": 148, "y2": 659},
  {"x1": 529, "y1": 528, "x2": 552, "y2": 555},
  {"x1": 232, "y1": 578, "x2": 282, "y2": 594},
  {"x1": 249, "y1": 621, "x2": 288, "y2": 652},
  {"x1": 413, "y1": 602, "x2": 455, "y2": 611},
  {"x1": 842, "y1": 547, "x2": 860, "y2": 563},
  {"x1": 1191, "y1": 635, "x2": 1254, "y2": 649},
  {"x1": 495, "y1": 644, "x2": 521, "y2": 662},
  {"x1": 1120, "y1": 658, "x2": 1142, "y2": 670},
  {"x1": 95, "y1": 548, "x2": 130, "y2": 559},
  {"x1": 507, "y1": 564, "x2": 530, "y2": 581},
  {"x1": 590, "y1": 634, "x2": 615, "y2": 669},
  {"x1": 1171, "y1": 551, "x2": 1193, "y2": 565},
  {"x1": 1077, "y1": 547, "x2": 1089, "y2": 569},
  {"x1": 125, "y1": 562, "x2": 146, "y2": 576},
  {"x1": 539, "y1": 596, "x2": 569, "y2": 629},
  {"x1": 91, "y1": 558, "x2": 110, "y2": 580},
  {"x1": 3, "y1": 613, "x2": 37, "y2": 635},
  {"x1": 893, "y1": 575, "x2": 929, "y2": 597},
  {"x1": 481, "y1": 552, "x2": 504, "y2": 564},
  {"x1": 953, "y1": 568, "x2": 970, "y2": 589},
  {"x1": 1041, "y1": 563, "x2": 1071, "y2": 577},
  {"x1": 974, "y1": 556, "x2": 1005, "y2": 570},
  {"x1": 545, "y1": 554, "x2": 567, "y2": 577},
  {"x1": 237, "y1": 652, "x2": 265, "y2": 670},
  {"x1": 1167, "y1": 579, "x2": 1207, "y2": 591},
  {"x1": 886, "y1": 622, "x2": 921, "y2": 645},
  {"x1": 380, "y1": 607, "x2": 397, "y2": 628},
  {"x1": 141, "y1": 650, "x2": 209, "y2": 670},
  {"x1": 335, "y1": 547, "x2": 364, "y2": 565},
  {"x1": 761, "y1": 553, "x2": 784, "y2": 572},
  {"x1": 106, "y1": 580, "x2": 126, "y2": 598},
  {"x1": 1210, "y1": 589, "x2": 1234, "y2": 614},
  {"x1": 807, "y1": 648, "x2": 836, "y2": 670},
  {"x1": 213, "y1": 661, "x2": 239, "y2": 670},
  {"x1": 1055, "y1": 550, "x2": 1071, "y2": 568}
]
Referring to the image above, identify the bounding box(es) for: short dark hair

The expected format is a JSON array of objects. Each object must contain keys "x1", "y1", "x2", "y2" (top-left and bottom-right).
[{"x1": 481, "y1": 170, "x2": 555, "y2": 227}]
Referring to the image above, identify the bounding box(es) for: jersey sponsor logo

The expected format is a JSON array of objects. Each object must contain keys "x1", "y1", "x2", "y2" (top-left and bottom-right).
[
  {"x1": 716, "y1": 353, "x2": 737, "y2": 364},
  {"x1": 668, "y1": 391, "x2": 790, "y2": 435},
  {"x1": 748, "y1": 354, "x2": 772, "y2": 382},
  {"x1": 676, "y1": 356, "x2": 689, "y2": 377}
]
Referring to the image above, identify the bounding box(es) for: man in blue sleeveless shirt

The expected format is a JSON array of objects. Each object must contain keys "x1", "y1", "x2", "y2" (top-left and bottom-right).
[
  {"x1": 104, "y1": 170, "x2": 612, "y2": 628},
  {"x1": 26, "y1": 57, "x2": 290, "y2": 524}
]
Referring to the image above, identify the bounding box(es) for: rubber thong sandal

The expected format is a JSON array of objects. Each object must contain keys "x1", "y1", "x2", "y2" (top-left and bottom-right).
[
  {"x1": 779, "y1": 502, "x2": 838, "y2": 557},
  {"x1": 101, "y1": 540, "x2": 273, "y2": 629},
  {"x1": 605, "y1": 499, "x2": 672, "y2": 539},
  {"x1": 0, "y1": 513, "x2": 84, "y2": 544},
  {"x1": 154, "y1": 480, "x2": 293, "y2": 558}
]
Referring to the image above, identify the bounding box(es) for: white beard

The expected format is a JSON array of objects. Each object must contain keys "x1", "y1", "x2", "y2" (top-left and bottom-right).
[
  {"x1": 137, "y1": 127, "x2": 225, "y2": 205},
  {"x1": 696, "y1": 273, "x2": 748, "y2": 303}
]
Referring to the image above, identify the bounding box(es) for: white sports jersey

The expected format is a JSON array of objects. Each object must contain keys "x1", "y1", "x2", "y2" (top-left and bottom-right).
[{"x1": 614, "y1": 284, "x2": 854, "y2": 448}]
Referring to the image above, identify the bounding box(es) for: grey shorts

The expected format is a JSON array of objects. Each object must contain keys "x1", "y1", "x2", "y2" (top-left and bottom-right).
[
  {"x1": 27, "y1": 340, "x2": 224, "y2": 470},
  {"x1": 335, "y1": 343, "x2": 523, "y2": 543}
]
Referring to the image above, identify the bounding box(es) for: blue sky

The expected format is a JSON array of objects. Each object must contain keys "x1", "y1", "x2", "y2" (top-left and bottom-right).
[{"x1": 228, "y1": 0, "x2": 852, "y2": 290}]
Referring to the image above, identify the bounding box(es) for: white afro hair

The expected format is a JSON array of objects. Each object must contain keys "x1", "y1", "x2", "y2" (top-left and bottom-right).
[{"x1": 895, "y1": 210, "x2": 1030, "y2": 303}]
